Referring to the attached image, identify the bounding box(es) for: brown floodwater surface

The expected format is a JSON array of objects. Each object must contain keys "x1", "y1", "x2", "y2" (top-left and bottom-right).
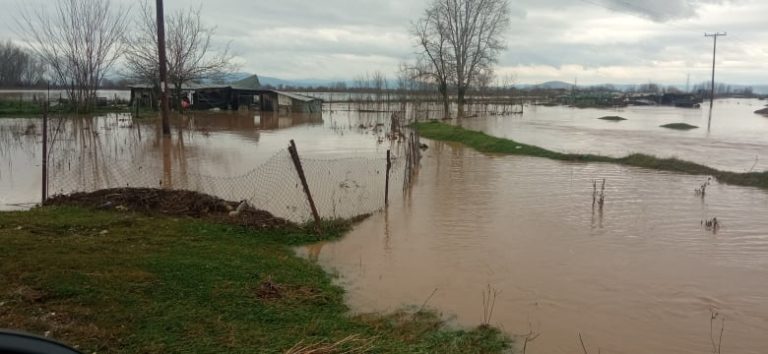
[
  {"x1": 459, "y1": 98, "x2": 768, "y2": 172},
  {"x1": 298, "y1": 141, "x2": 768, "y2": 354}
]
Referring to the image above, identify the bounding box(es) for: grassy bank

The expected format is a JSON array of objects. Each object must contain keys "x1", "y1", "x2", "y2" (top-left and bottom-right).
[
  {"x1": 413, "y1": 121, "x2": 768, "y2": 190},
  {"x1": 0, "y1": 207, "x2": 511, "y2": 353},
  {"x1": 0, "y1": 100, "x2": 131, "y2": 117}
]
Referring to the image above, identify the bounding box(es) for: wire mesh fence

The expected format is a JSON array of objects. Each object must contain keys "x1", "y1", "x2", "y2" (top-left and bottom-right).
[{"x1": 48, "y1": 142, "x2": 408, "y2": 223}]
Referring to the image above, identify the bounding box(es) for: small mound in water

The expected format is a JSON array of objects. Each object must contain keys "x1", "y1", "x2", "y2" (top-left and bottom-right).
[
  {"x1": 45, "y1": 188, "x2": 292, "y2": 229},
  {"x1": 598, "y1": 116, "x2": 627, "y2": 121},
  {"x1": 660, "y1": 123, "x2": 698, "y2": 130},
  {"x1": 755, "y1": 107, "x2": 768, "y2": 116}
]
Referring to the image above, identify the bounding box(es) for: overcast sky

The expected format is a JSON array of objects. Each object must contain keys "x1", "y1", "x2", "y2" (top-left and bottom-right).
[{"x1": 2, "y1": 0, "x2": 767, "y2": 85}]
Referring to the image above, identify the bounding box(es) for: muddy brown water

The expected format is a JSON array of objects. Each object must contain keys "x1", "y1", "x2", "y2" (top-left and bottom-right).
[
  {"x1": 0, "y1": 109, "x2": 395, "y2": 211},
  {"x1": 298, "y1": 141, "x2": 768, "y2": 354},
  {"x1": 459, "y1": 98, "x2": 768, "y2": 172},
  {"x1": 3, "y1": 100, "x2": 768, "y2": 352}
]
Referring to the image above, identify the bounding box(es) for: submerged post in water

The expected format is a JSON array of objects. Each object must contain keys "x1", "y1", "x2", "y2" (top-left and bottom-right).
[
  {"x1": 288, "y1": 140, "x2": 321, "y2": 232},
  {"x1": 386, "y1": 150, "x2": 391, "y2": 206}
]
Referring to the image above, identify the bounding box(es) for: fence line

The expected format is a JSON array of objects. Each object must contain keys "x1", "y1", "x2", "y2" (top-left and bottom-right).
[{"x1": 49, "y1": 141, "x2": 409, "y2": 223}]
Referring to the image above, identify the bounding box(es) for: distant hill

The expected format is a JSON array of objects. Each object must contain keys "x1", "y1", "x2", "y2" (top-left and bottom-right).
[
  {"x1": 257, "y1": 76, "x2": 346, "y2": 88},
  {"x1": 533, "y1": 81, "x2": 574, "y2": 90}
]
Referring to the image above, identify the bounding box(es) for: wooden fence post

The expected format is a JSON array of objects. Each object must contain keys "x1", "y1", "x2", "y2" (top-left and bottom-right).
[
  {"x1": 288, "y1": 140, "x2": 321, "y2": 232},
  {"x1": 385, "y1": 150, "x2": 391, "y2": 207}
]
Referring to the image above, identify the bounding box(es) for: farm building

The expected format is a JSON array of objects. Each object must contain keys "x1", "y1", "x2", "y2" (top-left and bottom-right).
[{"x1": 128, "y1": 75, "x2": 323, "y2": 113}]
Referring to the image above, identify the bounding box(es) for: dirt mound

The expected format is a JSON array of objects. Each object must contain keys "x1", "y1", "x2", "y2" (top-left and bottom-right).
[{"x1": 45, "y1": 188, "x2": 292, "y2": 229}]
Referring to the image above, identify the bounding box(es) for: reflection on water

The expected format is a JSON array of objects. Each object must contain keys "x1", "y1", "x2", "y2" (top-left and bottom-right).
[
  {"x1": 459, "y1": 98, "x2": 768, "y2": 172},
  {"x1": 299, "y1": 141, "x2": 768, "y2": 354},
  {"x1": 0, "y1": 109, "x2": 397, "y2": 210}
]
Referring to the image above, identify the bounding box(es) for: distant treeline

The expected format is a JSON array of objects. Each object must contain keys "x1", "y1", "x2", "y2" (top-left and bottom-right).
[{"x1": 0, "y1": 40, "x2": 130, "y2": 90}]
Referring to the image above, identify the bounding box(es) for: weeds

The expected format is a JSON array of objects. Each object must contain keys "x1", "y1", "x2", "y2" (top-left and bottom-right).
[
  {"x1": 710, "y1": 309, "x2": 725, "y2": 354},
  {"x1": 592, "y1": 179, "x2": 606, "y2": 209},
  {"x1": 702, "y1": 218, "x2": 721, "y2": 233},
  {"x1": 285, "y1": 334, "x2": 375, "y2": 354},
  {"x1": 481, "y1": 285, "x2": 500, "y2": 327},
  {"x1": 695, "y1": 177, "x2": 713, "y2": 197}
]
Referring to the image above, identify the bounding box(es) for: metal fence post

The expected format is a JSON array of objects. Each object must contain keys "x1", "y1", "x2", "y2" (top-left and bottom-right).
[
  {"x1": 41, "y1": 99, "x2": 48, "y2": 204},
  {"x1": 288, "y1": 140, "x2": 321, "y2": 232},
  {"x1": 385, "y1": 150, "x2": 391, "y2": 207}
]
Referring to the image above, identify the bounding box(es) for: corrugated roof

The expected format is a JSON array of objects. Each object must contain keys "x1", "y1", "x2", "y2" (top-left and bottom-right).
[{"x1": 274, "y1": 90, "x2": 322, "y2": 102}]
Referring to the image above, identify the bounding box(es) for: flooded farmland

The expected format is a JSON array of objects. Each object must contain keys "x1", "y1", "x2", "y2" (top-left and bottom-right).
[
  {"x1": 460, "y1": 98, "x2": 768, "y2": 172},
  {"x1": 2, "y1": 98, "x2": 768, "y2": 353},
  {"x1": 299, "y1": 141, "x2": 768, "y2": 353}
]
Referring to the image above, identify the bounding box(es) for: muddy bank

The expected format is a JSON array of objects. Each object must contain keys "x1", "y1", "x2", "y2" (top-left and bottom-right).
[{"x1": 45, "y1": 188, "x2": 292, "y2": 229}]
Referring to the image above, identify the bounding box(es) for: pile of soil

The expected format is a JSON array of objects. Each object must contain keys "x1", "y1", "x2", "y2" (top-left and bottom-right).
[
  {"x1": 755, "y1": 107, "x2": 768, "y2": 116},
  {"x1": 45, "y1": 188, "x2": 292, "y2": 229}
]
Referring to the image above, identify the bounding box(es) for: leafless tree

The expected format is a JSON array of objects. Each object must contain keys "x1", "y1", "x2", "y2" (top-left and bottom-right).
[
  {"x1": 0, "y1": 40, "x2": 46, "y2": 87},
  {"x1": 412, "y1": 7, "x2": 453, "y2": 118},
  {"x1": 123, "y1": 1, "x2": 236, "y2": 109},
  {"x1": 17, "y1": 0, "x2": 129, "y2": 112},
  {"x1": 415, "y1": 0, "x2": 511, "y2": 118}
]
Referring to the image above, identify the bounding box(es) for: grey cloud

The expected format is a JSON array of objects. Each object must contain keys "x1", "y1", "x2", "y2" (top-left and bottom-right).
[{"x1": 594, "y1": 0, "x2": 735, "y2": 22}]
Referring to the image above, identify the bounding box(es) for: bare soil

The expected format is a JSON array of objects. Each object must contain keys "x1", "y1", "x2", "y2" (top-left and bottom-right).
[{"x1": 45, "y1": 188, "x2": 292, "y2": 229}]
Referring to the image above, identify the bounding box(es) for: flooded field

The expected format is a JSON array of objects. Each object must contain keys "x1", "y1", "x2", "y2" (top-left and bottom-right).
[
  {"x1": 2, "y1": 99, "x2": 768, "y2": 353},
  {"x1": 299, "y1": 141, "x2": 768, "y2": 354},
  {"x1": 459, "y1": 98, "x2": 768, "y2": 172},
  {"x1": 0, "y1": 108, "x2": 396, "y2": 212}
]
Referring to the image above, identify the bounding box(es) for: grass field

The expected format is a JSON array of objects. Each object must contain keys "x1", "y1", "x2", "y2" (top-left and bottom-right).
[{"x1": 0, "y1": 206, "x2": 511, "y2": 353}]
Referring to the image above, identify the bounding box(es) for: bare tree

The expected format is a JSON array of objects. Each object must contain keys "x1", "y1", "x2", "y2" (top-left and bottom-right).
[
  {"x1": 17, "y1": 0, "x2": 129, "y2": 112},
  {"x1": 0, "y1": 40, "x2": 45, "y2": 87},
  {"x1": 124, "y1": 1, "x2": 236, "y2": 109},
  {"x1": 412, "y1": 7, "x2": 453, "y2": 118},
  {"x1": 416, "y1": 0, "x2": 511, "y2": 118}
]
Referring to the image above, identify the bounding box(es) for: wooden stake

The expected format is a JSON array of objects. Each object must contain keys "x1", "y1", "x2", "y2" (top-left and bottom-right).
[
  {"x1": 385, "y1": 150, "x2": 391, "y2": 206},
  {"x1": 288, "y1": 140, "x2": 321, "y2": 232}
]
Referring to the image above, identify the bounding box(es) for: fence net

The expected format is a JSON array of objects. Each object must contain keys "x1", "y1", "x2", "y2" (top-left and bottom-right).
[{"x1": 49, "y1": 146, "x2": 408, "y2": 223}]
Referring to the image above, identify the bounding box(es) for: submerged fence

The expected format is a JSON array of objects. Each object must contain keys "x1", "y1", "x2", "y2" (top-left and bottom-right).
[{"x1": 48, "y1": 141, "x2": 408, "y2": 223}]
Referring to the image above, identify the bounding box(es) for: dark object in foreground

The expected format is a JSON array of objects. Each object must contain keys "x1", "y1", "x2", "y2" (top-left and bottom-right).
[
  {"x1": 660, "y1": 123, "x2": 699, "y2": 130},
  {"x1": 598, "y1": 116, "x2": 627, "y2": 121},
  {"x1": 755, "y1": 107, "x2": 768, "y2": 116},
  {"x1": 45, "y1": 188, "x2": 291, "y2": 229},
  {"x1": 0, "y1": 330, "x2": 81, "y2": 354}
]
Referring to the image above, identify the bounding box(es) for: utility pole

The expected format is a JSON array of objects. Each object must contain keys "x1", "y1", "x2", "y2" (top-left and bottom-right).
[
  {"x1": 156, "y1": 0, "x2": 171, "y2": 136},
  {"x1": 705, "y1": 32, "x2": 726, "y2": 131},
  {"x1": 705, "y1": 33, "x2": 726, "y2": 109}
]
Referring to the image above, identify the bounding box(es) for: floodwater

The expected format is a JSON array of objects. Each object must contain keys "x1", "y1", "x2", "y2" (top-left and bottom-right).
[
  {"x1": 0, "y1": 108, "x2": 397, "y2": 213},
  {"x1": 3, "y1": 98, "x2": 768, "y2": 353},
  {"x1": 459, "y1": 98, "x2": 768, "y2": 172},
  {"x1": 299, "y1": 141, "x2": 768, "y2": 354}
]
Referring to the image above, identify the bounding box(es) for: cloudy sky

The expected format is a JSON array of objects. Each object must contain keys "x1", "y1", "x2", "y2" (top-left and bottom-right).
[{"x1": 2, "y1": 0, "x2": 768, "y2": 85}]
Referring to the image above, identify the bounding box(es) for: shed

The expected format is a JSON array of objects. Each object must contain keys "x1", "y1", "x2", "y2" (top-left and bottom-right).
[{"x1": 129, "y1": 74, "x2": 323, "y2": 113}]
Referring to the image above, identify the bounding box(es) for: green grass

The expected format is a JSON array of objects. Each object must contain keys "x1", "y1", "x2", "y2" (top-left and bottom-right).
[
  {"x1": 659, "y1": 123, "x2": 698, "y2": 130},
  {"x1": 597, "y1": 116, "x2": 627, "y2": 121},
  {"x1": 0, "y1": 100, "x2": 131, "y2": 117},
  {"x1": 413, "y1": 121, "x2": 768, "y2": 190},
  {"x1": 0, "y1": 207, "x2": 511, "y2": 353}
]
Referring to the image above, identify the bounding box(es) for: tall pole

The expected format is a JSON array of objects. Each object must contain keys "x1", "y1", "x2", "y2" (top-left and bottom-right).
[
  {"x1": 41, "y1": 93, "x2": 48, "y2": 204},
  {"x1": 156, "y1": 0, "x2": 171, "y2": 136},
  {"x1": 705, "y1": 32, "x2": 726, "y2": 130}
]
